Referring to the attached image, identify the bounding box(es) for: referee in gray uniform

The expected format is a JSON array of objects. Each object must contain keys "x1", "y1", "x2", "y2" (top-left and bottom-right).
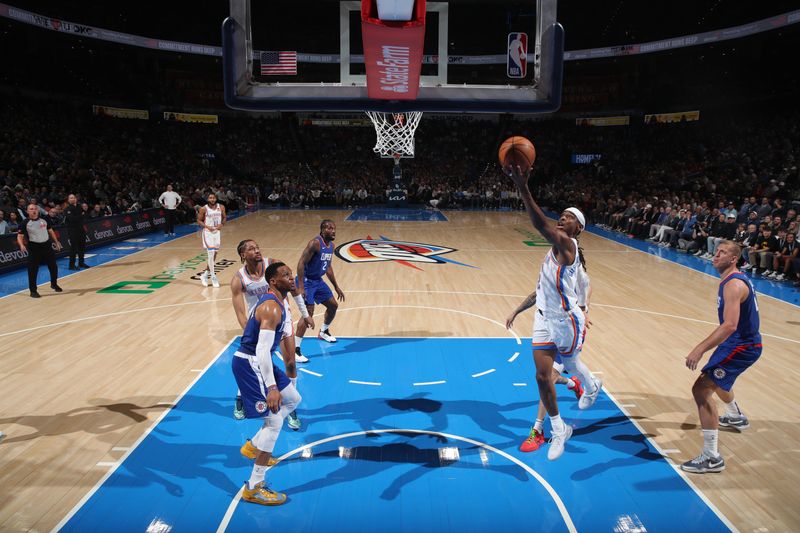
[{"x1": 17, "y1": 203, "x2": 63, "y2": 298}]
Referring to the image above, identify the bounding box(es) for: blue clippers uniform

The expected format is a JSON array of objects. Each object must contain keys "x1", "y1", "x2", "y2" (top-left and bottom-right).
[
  {"x1": 703, "y1": 272, "x2": 762, "y2": 391},
  {"x1": 231, "y1": 293, "x2": 291, "y2": 418},
  {"x1": 298, "y1": 235, "x2": 334, "y2": 305}
]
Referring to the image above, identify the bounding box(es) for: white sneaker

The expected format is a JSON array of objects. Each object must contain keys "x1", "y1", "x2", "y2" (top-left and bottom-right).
[
  {"x1": 211, "y1": 275, "x2": 220, "y2": 288},
  {"x1": 547, "y1": 424, "x2": 573, "y2": 461},
  {"x1": 578, "y1": 377, "x2": 603, "y2": 410},
  {"x1": 741, "y1": 263, "x2": 751, "y2": 270},
  {"x1": 763, "y1": 270, "x2": 773, "y2": 277},
  {"x1": 318, "y1": 330, "x2": 337, "y2": 343},
  {"x1": 200, "y1": 272, "x2": 209, "y2": 287},
  {"x1": 295, "y1": 352, "x2": 309, "y2": 363},
  {"x1": 776, "y1": 273, "x2": 785, "y2": 281}
]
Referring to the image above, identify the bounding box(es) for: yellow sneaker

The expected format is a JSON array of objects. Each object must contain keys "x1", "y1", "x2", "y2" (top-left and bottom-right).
[
  {"x1": 242, "y1": 481, "x2": 287, "y2": 506},
  {"x1": 240, "y1": 440, "x2": 277, "y2": 465}
]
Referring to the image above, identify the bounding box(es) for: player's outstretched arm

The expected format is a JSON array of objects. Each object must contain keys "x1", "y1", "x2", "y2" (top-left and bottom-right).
[{"x1": 505, "y1": 164, "x2": 574, "y2": 257}]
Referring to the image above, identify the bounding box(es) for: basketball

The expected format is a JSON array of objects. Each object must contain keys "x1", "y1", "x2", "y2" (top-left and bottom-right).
[{"x1": 498, "y1": 136, "x2": 536, "y2": 171}]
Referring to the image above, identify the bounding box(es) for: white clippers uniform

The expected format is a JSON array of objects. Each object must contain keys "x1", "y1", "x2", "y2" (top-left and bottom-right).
[
  {"x1": 237, "y1": 259, "x2": 294, "y2": 338},
  {"x1": 532, "y1": 238, "x2": 586, "y2": 356},
  {"x1": 202, "y1": 204, "x2": 223, "y2": 250}
]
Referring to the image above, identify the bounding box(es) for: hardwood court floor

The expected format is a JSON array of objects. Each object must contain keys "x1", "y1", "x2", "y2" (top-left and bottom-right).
[{"x1": 0, "y1": 209, "x2": 798, "y2": 531}]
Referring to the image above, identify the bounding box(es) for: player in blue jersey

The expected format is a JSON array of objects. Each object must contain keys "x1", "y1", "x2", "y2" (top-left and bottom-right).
[
  {"x1": 231, "y1": 261, "x2": 301, "y2": 506},
  {"x1": 294, "y1": 220, "x2": 346, "y2": 360},
  {"x1": 682, "y1": 240, "x2": 762, "y2": 474}
]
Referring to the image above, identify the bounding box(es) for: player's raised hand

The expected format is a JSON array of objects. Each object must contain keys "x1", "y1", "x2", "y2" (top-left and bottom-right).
[{"x1": 504, "y1": 163, "x2": 531, "y2": 189}]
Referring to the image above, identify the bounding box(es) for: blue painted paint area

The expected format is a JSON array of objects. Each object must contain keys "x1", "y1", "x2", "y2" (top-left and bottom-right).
[
  {"x1": 346, "y1": 207, "x2": 448, "y2": 222},
  {"x1": 61, "y1": 337, "x2": 729, "y2": 532},
  {"x1": 585, "y1": 224, "x2": 800, "y2": 307}
]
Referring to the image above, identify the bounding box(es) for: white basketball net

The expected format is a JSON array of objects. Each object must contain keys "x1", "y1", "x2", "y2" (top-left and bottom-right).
[{"x1": 365, "y1": 111, "x2": 423, "y2": 157}]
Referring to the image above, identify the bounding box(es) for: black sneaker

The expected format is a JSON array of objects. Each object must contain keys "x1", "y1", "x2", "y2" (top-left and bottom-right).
[
  {"x1": 30, "y1": 291, "x2": 41, "y2": 298},
  {"x1": 68, "y1": 264, "x2": 78, "y2": 270},
  {"x1": 52, "y1": 285, "x2": 63, "y2": 292},
  {"x1": 79, "y1": 263, "x2": 91, "y2": 268}
]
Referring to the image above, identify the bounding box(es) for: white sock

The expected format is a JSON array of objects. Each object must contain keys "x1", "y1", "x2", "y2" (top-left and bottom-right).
[
  {"x1": 295, "y1": 336, "x2": 303, "y2": 348},
  {"x1": 236, "y1": 388, "x2": 241, "y2": 398},
  {"x1": 550, "y1": 414, "x2": 565, "y2": 434},
  {"x1": 207, "y1": 250, "x2": 215, "y2": 275},
  {"x1": 322, "y1": 323, "x2": 330, "y2": 332},
  {"x1": 573, "y1": 360, "x2": 597, "y2": 393},
  {"x1": 724, "y1": 400, "x2": 742, "y2": 417},
  {"x1": 533, "y1": 418, "x2": 544, "y2": 432},
  {"x1": 566, "y1": 378, "x2": 576, "y2": 390},
  {"x1": 248, "y1": 464, "x2": 267, "y2": 489},
  {"x1": 702, "y1": 429, "x2": 719, "y2": 457},
  {"x1": 291, "y1": 377, "x2": 297, "y2": 389}
]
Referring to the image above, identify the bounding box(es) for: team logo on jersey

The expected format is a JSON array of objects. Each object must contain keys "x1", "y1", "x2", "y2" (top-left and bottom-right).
[
  {"x1": 713, "y1": 368, "x2": 727, "y2": 380},
  {"x1": 255, "y1": 401, "x2": 267, "y2": 414},
  {"x1": 335, "y1": 235, "x2": 476, "y2": 271}
]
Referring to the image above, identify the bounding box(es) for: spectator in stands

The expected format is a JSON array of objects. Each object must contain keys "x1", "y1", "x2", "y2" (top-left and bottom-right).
[
  {"x1": 749, "y1": 227, "x2": 779, "y2": 275},
  {"x1": 6, "y1": 212, "x2": 20, "y2": 234},
  {"x1": 769, "y1": 231, "x2": 797, "y2": 281},
  {"x1": 0, "y1": 210, "x2": 7, "y2": 234},
  {"x1": 756, "y1": 197, "x2": 772, "y2": 219}
]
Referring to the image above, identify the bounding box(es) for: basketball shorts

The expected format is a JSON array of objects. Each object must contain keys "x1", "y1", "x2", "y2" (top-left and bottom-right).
[
  {"x1": 702, "y1": 341, "x2": 762, "y2": 391},
  {"x1": 532, "y1": 308, "x2": 585, "y2": 357},
  {"x1": 231, "y1": 351, "x2": 291, "y2": 419},
  {"x1": 298, "y1": 277, "x2": 333, "y2": 305},
  {"x1": 202, "y1": 229, "x2": 220, "y2": 250}
]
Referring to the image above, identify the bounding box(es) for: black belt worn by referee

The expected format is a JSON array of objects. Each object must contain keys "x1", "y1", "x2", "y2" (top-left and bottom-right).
[{"x1": 17, "y1": 203, "x2": 63, "y2": 298}]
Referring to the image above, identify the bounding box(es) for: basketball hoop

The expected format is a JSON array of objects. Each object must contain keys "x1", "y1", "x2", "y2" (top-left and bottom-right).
[{"x1": 365, "y1": 111, "x2": 422, "y2": 157}]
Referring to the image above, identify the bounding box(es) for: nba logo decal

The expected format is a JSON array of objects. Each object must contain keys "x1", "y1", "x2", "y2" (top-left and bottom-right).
[{"x1": 507, "y1": 32, "x2": 528, "y2": 78}]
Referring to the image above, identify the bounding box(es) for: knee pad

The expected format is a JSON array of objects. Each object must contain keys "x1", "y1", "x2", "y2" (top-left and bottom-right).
[
  {"x1": 252, "y1": 416, "x2": 282, "y2": 452},
  {"x1": 281, "y1": 385, "x2": 302, "y2": 413}
]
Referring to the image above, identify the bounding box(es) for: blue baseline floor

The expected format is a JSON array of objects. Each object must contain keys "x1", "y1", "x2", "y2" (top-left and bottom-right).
[
  {"x1": 586, "y1": 224, "x2": 800, "y2": 307},
  {"x1": 60, "y1": 337, "x2": 729, "y2": 533},
  {"x1": 346, "y1": 207, "x2": 449, "y2": 222}
]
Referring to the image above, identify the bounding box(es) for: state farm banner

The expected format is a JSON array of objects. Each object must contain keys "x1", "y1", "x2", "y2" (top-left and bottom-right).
[
  {"x1": 0, "y1": 208, "x2": 166, "y2": 273},
  {"x1": 93, "y1": 105, "x2": 149, "y2": 120},
  {"x1": 644, "y1": 110, "x2": 700, "y2": 124},
  {"x1": 361, "y1": 0, "x2": 426, "y2": 100},
  {"x1": 163, "y1": 112, "x2": 219, "y2": 124},
  {"x1": 576, "y1": 116, "x2": 630, "y2": 126}
]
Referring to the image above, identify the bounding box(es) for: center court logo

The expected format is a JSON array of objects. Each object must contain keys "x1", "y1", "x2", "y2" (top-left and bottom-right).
[{"x1": 335, "y1": 235, "x2": 476, "y2": 270}]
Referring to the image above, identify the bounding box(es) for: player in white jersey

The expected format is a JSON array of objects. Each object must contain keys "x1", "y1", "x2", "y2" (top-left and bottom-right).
[
  {"x1": 507, "y1": 163, "x2": 602, "y2": 460},
  {"x1": 231, "y1": 239, "x2": 315, "y2": 428},
  {"x1": 197, "y1": 192, "x2": 226, "y2": 288},
  {"x1": 507, "y1": 251, "x2": 594, "y2": 453}
]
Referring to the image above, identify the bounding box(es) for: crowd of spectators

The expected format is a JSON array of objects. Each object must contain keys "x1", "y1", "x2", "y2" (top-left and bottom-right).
[{"x1": 2, "y1": 97, "x2": 798, "y2": 286}]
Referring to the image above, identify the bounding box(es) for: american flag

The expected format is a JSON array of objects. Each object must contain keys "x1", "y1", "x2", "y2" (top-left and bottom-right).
[{"x1": 260, "y1": 51, "x2": 297, "y2": 75}]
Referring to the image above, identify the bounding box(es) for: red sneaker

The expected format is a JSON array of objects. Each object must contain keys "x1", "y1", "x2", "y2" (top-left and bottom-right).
[
  {"x1": 520, "y1": 428, "x2": 546, "y2": 452},
  {"x1": 570, "y1": 376, "x2": 584, "y2": 400}
]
